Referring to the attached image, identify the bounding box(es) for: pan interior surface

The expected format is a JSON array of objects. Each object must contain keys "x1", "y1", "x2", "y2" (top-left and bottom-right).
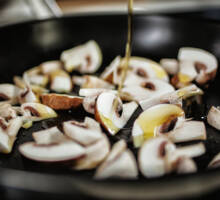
[{"x1": 1, "y1": 15, "x2": 220, "y2": 199}]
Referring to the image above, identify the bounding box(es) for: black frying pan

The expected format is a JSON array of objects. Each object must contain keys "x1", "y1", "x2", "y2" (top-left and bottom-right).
[{"x1": 1, "y1": 14, "x2": 220, "y2": 200}]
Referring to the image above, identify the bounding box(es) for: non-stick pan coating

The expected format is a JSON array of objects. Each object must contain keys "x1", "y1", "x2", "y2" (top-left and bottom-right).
[{"x1": 1, "y1": 14, "x2": 220, "y2": 199}]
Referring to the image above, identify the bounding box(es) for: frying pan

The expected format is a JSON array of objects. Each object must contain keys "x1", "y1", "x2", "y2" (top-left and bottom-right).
[{"x1": 1, "y1": 14, "x2": 220, "y2": 200}]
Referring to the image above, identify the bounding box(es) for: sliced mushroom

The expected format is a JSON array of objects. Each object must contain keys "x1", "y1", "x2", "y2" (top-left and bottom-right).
[
  {"x1": 175, "y1": 156, "x2": 197, "y2": 174},
  {"x1": 40, "y1": 60, "x2": 62, "y2": 75},
  {"x1": 61, "y1": 40, "x2": 102, "y2": 73},
  {"x1": 95, "y1": 92, "x2": 138, "y2": 135},
  {"x1": 171, "y1": 60, "x2": 198, "y2": 88},
  {"x1": 138, "y1": 137, "x2": 175, "y2": 178},
  {"x1": 140, "y1": 84, "x2": 203, "y2": 110},
  {"x1": 18, "y1": 86, "x2": 39, "y2": 104},
  {"x1": 73, "y1": 134, "x2": 110, "y2": 170},
  {"x1": 100, "y1": 56, "x2": 121, "y2": 82},
  {"x1": 178, "y1": 47, "x2": 218, "y2": 85},
  {"x1": 132, "y1": 104, "x2": 184, "y2": 148},
  {"x1": 208, "y1": 152, "x2": 220, "y2": 169},
  {"x1": 0, "y1": 117, "x2": 22, "y2": 153},
  {"x1": 82, "y1": 95, "x2": 98, "y2": 114},
  {"x1": 95, "y1": 140, "x2": 138, "y2": 179},
  {"x1": 21, "y1": 102, "x2": 57, "y2": 121},
  {"x1": 121, "y1": 78, "x2": 175, "y2": 102},
  {"x1": 160, "y1": 58, "x2": 179, "y2": 75},
  {"x1": 138, "y1": 137, "x2": 200, "y2": 178},
  {"x1": 113, "y1": 56, "x2": 169, "y2": 85},
  {"x1": 80, "y1": 89, "x2": 116, "y2": 114},
  {"x1": 63, "y1": 117, "x2": 103, "y2": 146},
  {"x1": 81, "y1": 75, "x2": 114, "y2": 89},
  {"x1": 157, "y1": 120, "x2": 206, "y2": 143},
  {"x1": 207, "y1": 106, "x2": 220, "y2": 130},
  {"x1": 41, "y1": 93, "x2": 83, "y2": 110},
  {"x1": 32, "y1": 127, "x2": 64, "y2": 145},
  {"x1": 27, "y1": 75, "x2": 49, "y2": 87},
  {"x1": 50, "y1": 69, "x2": 72, "y2": 93},
  {"x1": 175, "y1": 143, "x2": 205, "y2": 158},
  {"x1": 14, "y1": 76, "x2": 49, "y2": 95},
  {"x1": 79, "y1": 88, "x2": 116, "y2": 97},
  {"x1": 0, "y1": 84, "x2": 19, "y2": 104},
  {"x1": 0, "y1": 103, "x2": 17, "y2": 120},
  {"x1": 72, "y1": 75, "x2": 86, "y2": 86},
  {"x1": 19, "y1": 140, "x2": 85, "y2": 162}
]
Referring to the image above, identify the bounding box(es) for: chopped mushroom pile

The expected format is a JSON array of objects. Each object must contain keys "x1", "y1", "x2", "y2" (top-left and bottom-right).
[{"x1": 1, "y1": 40, "x2": 220, "y2": 179}]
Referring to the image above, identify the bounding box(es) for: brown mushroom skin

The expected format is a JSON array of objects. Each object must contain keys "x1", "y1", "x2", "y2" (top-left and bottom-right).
[{"x1": 41, "y1": 94, "x2": 83, "y2": 110}]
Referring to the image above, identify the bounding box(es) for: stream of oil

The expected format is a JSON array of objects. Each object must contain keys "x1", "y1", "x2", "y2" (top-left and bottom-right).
[{"x1": 113, "y1": 0, "x2": 133, "y2": 111}]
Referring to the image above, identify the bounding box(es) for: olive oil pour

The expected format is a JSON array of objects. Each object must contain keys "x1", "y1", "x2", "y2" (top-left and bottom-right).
[{"x1": 113, "y1": 0, "x2": 133, "y2": 109}]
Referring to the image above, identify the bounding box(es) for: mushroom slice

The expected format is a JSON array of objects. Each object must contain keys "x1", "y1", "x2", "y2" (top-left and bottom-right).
[
  {"x1": 61, "y1": 40, "x2": 102, "y2": 73},
  {"x1": 114, "y1": 57, "x2": 169, "y2": 84},
  {"x1": 175, "y1": 156, "x2": 197, "y2": 174},
  {"x1": 100, "y1": 56, "x2": 121, "y2": 82},
  {"x1": 72, "y1": 76, "x2": 86, "y2": 86},
  {"x1": 50, "y1": 69, "x2": 72, "y2": 93},
  {"x1": 160, "y1": 58, "x2": 179, "y2": 75},
  {"x1": 27, "y1": 75, "x2": 49, "y2": 87},
  {"x1": 207, "y1": 106, "x2": 220, "y2": 130},
  {"x1": 157, "y1": 120, "x2": 206, "y2": 143},
  {"x1": 95, "y1": 140, "x2": 138, "y2": 179},
  {"x1": 33, "y1": 127, "x2": 64, "y2": 145},
  {"x1": 19, "y1": 140, "x2": 85, "y2": 162},
  {"x1": 0, "y1": 117, "x2": 23, "y2": 153},
  {"x1": 208, "y1": 152, "x2": 220, "y2": 169},
  {"x1": 95, "y1": 92, "x2": 138, "y2": 135},
  {"x1": 138, "y1": 137, "x2": 175, "y2": 178},
  {"x1": 132, "y1": 104, "x2": 184, "y2": 148},
  {"x1": 79, "y1": 88, "x2": 116, "y2": 97},
  {"x1": 79, "y1": 89, "x2": 116, "y2": 114},
  {"x1": 0, "y1": 103, "x2": 17, "y2": 120},
  {"x1": 21, "y1": 103, "x2": 57, "y2": 121},
  {"x1": 178, "y1": 47, "x2": 218, "y2": 85},
  {"x1": 81, "y1": 75, "x2": 114, "y2": 89},
  {"x1": 63, "y1": 117, "x2": 103, "y2": 146},
  {"x1": 0, "y1": 84, "x2": 19, "y2": 104},
  {"x1": 121, "y1": 79, "x2": 175, "y2": 102},
  {"x1": 74, "y1": 134, "x2": 110, "y2": 170},
  {"x1": 41, "y1": 93, "x2": 83, "y2": 110},
  {"x1": 14, "y1": 76, "x2": 49, "y2": 95},
  {"x1": 175, "y1": 143, "x2": 205, "y2": 158},
  {"x1": 18, "y1": 86, "x2": 39, "y2": 104},
  {"x1": 140, "y1": 84, "x2": 203, "y2": 110},
  {"x1": 40, "y1": 60, "x2": 62, "y2": 75}
]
